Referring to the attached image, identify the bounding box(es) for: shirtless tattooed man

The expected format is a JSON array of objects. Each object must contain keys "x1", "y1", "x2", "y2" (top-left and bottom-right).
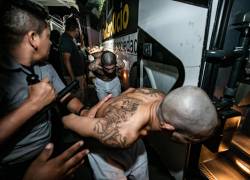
[{"x1": 63, "y1": 86, "x2": 218, "y2": 148}]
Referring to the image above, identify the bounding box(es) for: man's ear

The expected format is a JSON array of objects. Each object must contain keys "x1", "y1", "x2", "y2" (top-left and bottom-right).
[
  {"x1": 160, "y1": 122, "x2": 175, "y2": 131},
  {"x1": 27, "y1": 31, "x2": 39, "y2": 51}
]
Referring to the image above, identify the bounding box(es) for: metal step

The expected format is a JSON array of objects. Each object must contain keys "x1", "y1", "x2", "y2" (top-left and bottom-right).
[
  {"x1": 231, "y1": 131, "x2": 250, "y2": 157},
  {"x1": 200, "y1": 153, "x2": 248, "y2": 180}
]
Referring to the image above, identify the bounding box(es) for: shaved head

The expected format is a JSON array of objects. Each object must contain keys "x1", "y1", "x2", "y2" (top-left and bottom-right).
[
  {"x1": 160, "y1": 86, "x2": 218, "y2": 142},
  {"x1": 101, "y1": 51, "x2": 117, "y2": 66}
]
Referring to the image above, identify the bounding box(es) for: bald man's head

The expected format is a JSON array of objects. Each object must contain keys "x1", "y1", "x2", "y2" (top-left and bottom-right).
[
  {"x1": 101, "y1": 51, "x2": 117, "y2": 66},
  {"x1": 160, "y1": 86, "x2": 218, "y2": 143}
]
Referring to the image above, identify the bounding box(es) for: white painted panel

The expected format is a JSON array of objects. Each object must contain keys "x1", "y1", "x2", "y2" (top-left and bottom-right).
[
  {"x1": 183, "y1": 66, "x2": 200, "y2": 86},
  {"x1": 139, "y1": 0, "x2": 208, "y2": 68}
]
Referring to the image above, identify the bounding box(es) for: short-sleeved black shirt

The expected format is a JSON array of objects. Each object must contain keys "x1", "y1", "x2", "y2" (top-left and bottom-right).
[{"x1": 59, "y1": 33, "x2": 85, "y2": 76}]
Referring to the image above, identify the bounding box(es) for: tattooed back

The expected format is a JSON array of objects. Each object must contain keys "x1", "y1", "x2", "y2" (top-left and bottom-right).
[
  {"x1": 96, "y1": 88, "x2": 165, "y2": 118},
  {"x1": 93, "y1": 88, "x2": 165, "y2": 148}
]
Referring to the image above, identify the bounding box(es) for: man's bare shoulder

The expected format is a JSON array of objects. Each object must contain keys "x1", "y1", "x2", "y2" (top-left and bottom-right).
[
  {"x1": 100, "y1": 88, "x2": 164, "y2": 118},
  {"x1": 104, "y1": 94, "x2": 142, "y2": 114},
  {"x1": 93, "y1": 94, "x2": 143, "y2": 148}
]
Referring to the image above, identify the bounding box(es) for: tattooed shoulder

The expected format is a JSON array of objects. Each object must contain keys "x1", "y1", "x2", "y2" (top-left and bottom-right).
[{"x1": 93, "y1": 95, "x2": 142, "y2": 148}]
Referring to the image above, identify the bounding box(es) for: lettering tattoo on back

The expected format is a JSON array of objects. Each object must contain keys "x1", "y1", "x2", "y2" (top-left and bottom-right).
[{"x1": 93, "y1": 95, "x2": 142, "y2": 148}]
